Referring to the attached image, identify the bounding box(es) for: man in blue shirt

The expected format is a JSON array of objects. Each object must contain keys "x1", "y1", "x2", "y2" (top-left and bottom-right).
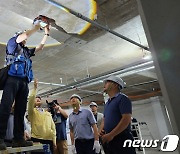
[
  {"x1": 100, "y1": 76, "x2": 136, "y2": 154},
  {"x1": 69, "y1": 94, "x2": 101, "y2": 154},
  {"x1": 0, "y1": 17, "x2": 50, "y2": 150},
  {"x1": 53, "y1": 102, "x2": 68, "y2": 154}
]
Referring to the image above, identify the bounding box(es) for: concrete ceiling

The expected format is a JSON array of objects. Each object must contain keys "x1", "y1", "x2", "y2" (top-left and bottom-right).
[{"x1": 0, "y1": 0, "x2": 161, "y2": 105}]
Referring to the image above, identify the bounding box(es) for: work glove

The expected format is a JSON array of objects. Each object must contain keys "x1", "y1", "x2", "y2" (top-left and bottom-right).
[
  {"x1": 72, "y1": 145, "x2": 77, "y2": 154},
  {"x1": 33, "y1": 20, "x2": 47, "y2": 28},
  {"x1": 93, "y1": 140, "x2": 101, "y2": 153},
  {"x1": 33, "y1": 15, "x2": 49, "y2": 29},
  {"x1": 33, "y1": 18, "x2": 41, "y2": 26},
  {"x1": 40, "y1": 22, "x2": 48, "y2": 28}
]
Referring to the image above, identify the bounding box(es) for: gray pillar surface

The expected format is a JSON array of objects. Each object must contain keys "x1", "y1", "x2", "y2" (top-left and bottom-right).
[{"x1": 137, "y1": 0, "x2": 180, "y2": 147}]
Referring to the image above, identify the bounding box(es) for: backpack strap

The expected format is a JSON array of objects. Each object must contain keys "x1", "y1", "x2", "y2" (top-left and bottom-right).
[{"x1": 6, "y1": 38, "x2": 23, "y2": 56}]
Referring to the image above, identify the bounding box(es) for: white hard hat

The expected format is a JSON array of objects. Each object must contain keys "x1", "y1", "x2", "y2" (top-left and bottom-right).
[
  {"x1": 104, "y1": 75, "x2": 126, "y2": 89},
  {"x1": 89, "y1": 102, "x2": 98, "y2": 107},
  {"x1": 70, "y1": 94, "x2": 82, "y2": 103}
]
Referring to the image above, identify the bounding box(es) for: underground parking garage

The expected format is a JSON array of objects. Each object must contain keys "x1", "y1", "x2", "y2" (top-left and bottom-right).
[{"x1": 0, "y1": 0, "x2": 179, "y2": 153}]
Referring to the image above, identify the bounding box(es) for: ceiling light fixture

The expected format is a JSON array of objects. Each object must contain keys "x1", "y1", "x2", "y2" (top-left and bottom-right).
[{"x1": 31, "y1": 81, "x2": 65, "y2": 87}]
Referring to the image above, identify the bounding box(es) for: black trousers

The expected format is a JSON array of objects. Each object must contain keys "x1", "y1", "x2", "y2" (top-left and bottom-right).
[
  {"x1": 75, "y1": 138, "x2": 95, "y2": 154},
  {"x1": 103, "y1": 132, "x2": 136, "y2": 154},
  {"x1": 0, "y1": 76, "x2": 29, "y2": 140}
]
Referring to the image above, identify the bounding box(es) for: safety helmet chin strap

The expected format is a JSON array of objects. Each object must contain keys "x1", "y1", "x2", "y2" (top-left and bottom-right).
[{"x1": 72, "y1": 99, "x2": 81, "y2": 110}]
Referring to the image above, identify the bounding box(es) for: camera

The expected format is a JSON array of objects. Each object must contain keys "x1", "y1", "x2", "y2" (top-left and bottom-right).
[
  {"x1": 46, "y1": 100, "x2": 62, "y2": 123},
  {"x1": 46, "y1": 100, "x2": 58, "y2": 119}
]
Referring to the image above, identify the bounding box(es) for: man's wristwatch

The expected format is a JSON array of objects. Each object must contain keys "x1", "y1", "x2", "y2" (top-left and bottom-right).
[{"x1": 45, "y1": 34, "x2": 49, "y2": 36}]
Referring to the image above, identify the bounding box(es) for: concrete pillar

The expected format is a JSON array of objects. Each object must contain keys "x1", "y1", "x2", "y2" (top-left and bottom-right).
[
  {"x1": 137, "y1": 0, "x2": 180, "y2": 150},
  {"x1": 151, "y1": 97, "x2": 170, "y2": 139}
]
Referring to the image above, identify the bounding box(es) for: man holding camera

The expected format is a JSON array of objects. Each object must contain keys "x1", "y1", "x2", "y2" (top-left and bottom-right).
[
  {"x1": 47, "y1": 100, "x2": 69, "y2": 154},
  {"x1": 28, "y1": 79, "x2": 56, "y2": 153}
]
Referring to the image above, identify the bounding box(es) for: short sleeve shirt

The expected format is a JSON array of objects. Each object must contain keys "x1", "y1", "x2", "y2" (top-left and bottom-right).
[
  {"x1": 55, "y1": 113, "x2": 67, "y2": 140},
  {"x1": 69, "y1": 108, "x2": 96, "y2": 140},
  {"x1": 104, "y1": 93, "x2": 132, "y2": 133}
]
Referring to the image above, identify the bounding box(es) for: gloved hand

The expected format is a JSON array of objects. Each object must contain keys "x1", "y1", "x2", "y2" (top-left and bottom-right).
[
  {"x1": 33, "y1": 15, "x2": 49, "y2": 28},
  {"x1": 33, "y1": 18, "x2": 41, "y2": 26},
  {"x1": 72, "y1": 145, "x2": 77, "y2": 154},
  {"x1": 93, "y1": 140, "x2": 101, "y2": 153},
  {"x1": 40, "y1": 22, "x2": 48, "y2": 28}
]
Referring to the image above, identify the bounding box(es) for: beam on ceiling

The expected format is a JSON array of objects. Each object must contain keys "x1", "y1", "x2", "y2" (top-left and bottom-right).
[
  {"x1": 39, "y1": 60, "x2": 154, "y2": 97},
  {"x1": 45, "y1": 0, "x2": 149, "y2": 51},
  {"x1": 137, "y1": 71, "x2": 157, "y2": 79}
]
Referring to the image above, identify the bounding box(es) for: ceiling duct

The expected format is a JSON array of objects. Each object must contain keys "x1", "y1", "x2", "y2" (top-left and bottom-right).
[{"x1": 45, "y1": 0, "x2": 149, "y2": 51}]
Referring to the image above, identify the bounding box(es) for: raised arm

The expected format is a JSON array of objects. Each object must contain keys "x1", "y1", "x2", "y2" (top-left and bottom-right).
[
  {"x1": 35, "y1": 26, "x2": 51, "y2": 53},
  {"x1": 56, "y1": 105, "x2": 68, "y2": 119},
  {"x1": 16, "y1": 25, "x2": 41, "y2": 43}
]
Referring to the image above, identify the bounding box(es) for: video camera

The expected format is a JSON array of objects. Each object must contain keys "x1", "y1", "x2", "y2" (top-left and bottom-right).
[
  {"x1": 46, "y1": 100, "x2": 58, "y2": 118},
  {"x1": 46, "y1": 100, "x2": 63, "y2": 123}
]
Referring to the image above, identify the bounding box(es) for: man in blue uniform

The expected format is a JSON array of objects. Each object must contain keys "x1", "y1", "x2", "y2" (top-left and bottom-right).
[
  {"x1": 100, "y1": 76, "x2": 136, "y2": 154},
  {"x1": 0, "y1": 18, "x2": 50, "y2": 150}
]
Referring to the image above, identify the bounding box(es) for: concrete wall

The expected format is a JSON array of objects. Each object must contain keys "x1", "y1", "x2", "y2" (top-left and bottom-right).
[{"x1": 132, "y1": 96, "x2": 171, "y2": 140}]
